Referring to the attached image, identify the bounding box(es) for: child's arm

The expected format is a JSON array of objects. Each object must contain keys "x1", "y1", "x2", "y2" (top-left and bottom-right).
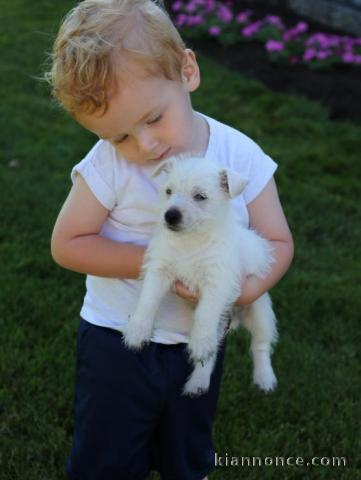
[
  {"x1": 51, "y1": 174, "x2": 145, "y2": 278},
  {"x1": 173, "y1": 177, "x2": 294, "y2": 305}
]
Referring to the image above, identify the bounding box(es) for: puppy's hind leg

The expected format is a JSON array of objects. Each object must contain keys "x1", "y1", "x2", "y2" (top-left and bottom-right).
[{"x1": 241, "y1": 293, "x2": 278, "y2": 392}]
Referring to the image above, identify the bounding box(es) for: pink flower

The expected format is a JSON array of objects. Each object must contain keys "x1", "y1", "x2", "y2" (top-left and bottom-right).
[
  {"x1": 209, "y1": 25, "x2": 221, "y2": 36},
  {"x1": 265, "y1": 40, "x2": 285, "y2": 52}
]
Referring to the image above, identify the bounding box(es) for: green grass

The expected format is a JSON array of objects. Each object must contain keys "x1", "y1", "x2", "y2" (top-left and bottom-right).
[{"x1": 1, "y1": 1, "x2": 360, "y2": 479}]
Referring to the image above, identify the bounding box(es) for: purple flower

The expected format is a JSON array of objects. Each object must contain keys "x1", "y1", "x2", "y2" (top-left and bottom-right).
[
  {"x1": 242, "y1": 20, "x2": 263, "y2": 38},
  {"x1": 283, "y1": 30, "x2": 294, "y2": 42},
  {"x1": 204, "y1": 0, "x2": 216, "y2": 13},
  {"x1": 187, "y1": 14, "x2": 203, "y2": 26},
  {"x1": 343, "y1": 52, "x2": 355, "y2": 63},
  {"x1": 265, "y1": 40, "x2": 285, "y2": 52},
  {"x1": 295, "y1": 21, "x2": 308, "y2": 34},
  {"x1": 236, "y1": 10, "x2": 252, "y2": 24},
  {"x1": 175, "y1": 13, "x2": 188, "y2": 27},
  {"x1": 303, "y1": 48, "x2": 317, "y2": 62},
  {"x1": 317, "y1": 50, "x2": 332, "y2": 60},
  {"x1": 283, "y1": 22, "x2": 308, "y2": 42},
  {"x1": 264, "y1": 15, "x2": 285, "y2": 30},
  {"x1": 172, "y1": 1, "x2": 183, "y2": 11},
  {"x1": 209, "y1": 25, "x2": 221, "y2": 36},
  {"x1": 325, "y1": 35, "x2": 341, "y2": 48},
  {"x1": 174, "y1": 2, "x2": 361, "y2": 69},
  {"x1": 342, "y1": 38, "x2": 354, "y2": 52},
  {"x1": 185, "y1": 1, "x2": 197, "y2": 13},
  {"x1": 217, "y1": 4, "x2": 233, "y2": 23},
  {"x1": 306, "y1": 33, "x2": 330, "y2": 49}
]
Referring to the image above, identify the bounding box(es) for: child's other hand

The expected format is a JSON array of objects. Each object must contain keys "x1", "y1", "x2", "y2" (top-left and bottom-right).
[{"x1": 173, "y1": 281, "x2": 199, "y2": 304}]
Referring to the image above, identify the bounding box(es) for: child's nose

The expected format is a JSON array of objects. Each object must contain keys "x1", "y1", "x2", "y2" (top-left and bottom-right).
[{"x1": 136, "y1": 129, "x2": 159, "y2": 153}]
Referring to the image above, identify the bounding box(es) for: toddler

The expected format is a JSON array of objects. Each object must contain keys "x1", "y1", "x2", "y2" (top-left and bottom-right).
[{"x1": 48, "y1": 1, "x2": 294, "y2": 479}]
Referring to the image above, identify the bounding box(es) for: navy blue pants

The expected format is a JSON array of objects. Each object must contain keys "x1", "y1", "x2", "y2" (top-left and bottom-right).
[{"x1": 66, "y1": 318, "x2": 226, "y2": 480}]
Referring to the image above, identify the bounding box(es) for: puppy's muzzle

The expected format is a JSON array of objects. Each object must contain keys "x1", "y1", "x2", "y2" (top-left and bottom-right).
[{"x1": 164, "y1": 207, "x2": 182, "y2": 231}]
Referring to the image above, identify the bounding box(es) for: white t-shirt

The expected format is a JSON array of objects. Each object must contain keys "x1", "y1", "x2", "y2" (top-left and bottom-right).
[{"x1": 71, "y1": 112, "x2": 277, "y2": 344}]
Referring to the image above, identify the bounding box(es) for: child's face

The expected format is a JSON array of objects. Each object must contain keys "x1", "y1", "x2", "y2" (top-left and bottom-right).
[{"x1": 76, "y1": 50, "x2": 205, "y2": 166}]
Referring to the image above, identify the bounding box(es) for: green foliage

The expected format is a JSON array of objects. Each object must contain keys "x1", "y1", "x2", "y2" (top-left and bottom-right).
[
  {"x1": 251, "y1": 24, "x2": 282, "y2": 43},
  {"x1": 1, "y1": 1, "x2": 360, "y2": 479}
]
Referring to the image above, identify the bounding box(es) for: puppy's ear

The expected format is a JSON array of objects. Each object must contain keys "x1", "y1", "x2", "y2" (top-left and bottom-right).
[
  {"x1": 219, "y1": 169, "x2": 248, "y2": 198},
  {"x1": 151, "y1": 158, "x2": 175, "y2": 178}
]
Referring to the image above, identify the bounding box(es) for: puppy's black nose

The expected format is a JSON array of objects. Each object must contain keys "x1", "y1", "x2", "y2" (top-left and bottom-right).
[{"x1": 164, "y1": 207, "x2": 182, "y2": 226}]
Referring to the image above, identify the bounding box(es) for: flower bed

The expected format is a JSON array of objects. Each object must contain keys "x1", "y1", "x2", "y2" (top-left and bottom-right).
[{"x1": 170, "y1": 0, "x2": 361, "y2": 69}]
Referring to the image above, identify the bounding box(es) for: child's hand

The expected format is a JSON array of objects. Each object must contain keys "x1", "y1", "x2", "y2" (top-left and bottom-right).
[
  {"x1": 172, "y1": 280, "x2": 199, "y2": 304},
  {"x1": 173, "y1": 277, "x2": 260, "y2": 306}
]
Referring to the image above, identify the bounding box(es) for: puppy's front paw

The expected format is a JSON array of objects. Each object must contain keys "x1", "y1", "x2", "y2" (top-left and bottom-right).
[
  {"x1": 122, "y1": 320, "x2": 151, "y2": 350},
  {"x1": 182, "y1": 371, "x2": 210, "y2": 397},
  {"x1": 182, "y1": 383, "x2": 209, "y2": 397}
]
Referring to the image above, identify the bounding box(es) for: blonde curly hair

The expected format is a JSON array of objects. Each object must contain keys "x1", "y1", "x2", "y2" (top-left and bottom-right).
[{"x1": 44, "y1": 0, "x2": 186, "y2": 114}]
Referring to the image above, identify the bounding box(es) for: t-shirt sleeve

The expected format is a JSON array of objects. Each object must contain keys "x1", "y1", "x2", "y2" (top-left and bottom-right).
[
  {"x1": 70, "y1": 140, "x2": 117, "y2": 210},
  {"x1": 242, "y1": 144, "x2": 278, "y2": 205}
]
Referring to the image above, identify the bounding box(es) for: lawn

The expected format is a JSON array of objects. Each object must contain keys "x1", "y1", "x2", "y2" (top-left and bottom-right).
[{"x1": 0, "y1": 1, "x2": 360, "y2": 479}]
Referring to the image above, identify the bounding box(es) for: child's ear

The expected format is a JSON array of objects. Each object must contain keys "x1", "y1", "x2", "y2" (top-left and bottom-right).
[
  {"x1": 181, "y1": 49, "x2": 200, "y2": 92},
  {"x1": 219, "y1": 169, "x2": 248, "y2": 198}
]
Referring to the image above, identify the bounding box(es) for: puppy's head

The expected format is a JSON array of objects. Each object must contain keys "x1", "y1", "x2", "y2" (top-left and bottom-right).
[{"x1": 154, "y1": 155, "x2": 248, "y2": 233}]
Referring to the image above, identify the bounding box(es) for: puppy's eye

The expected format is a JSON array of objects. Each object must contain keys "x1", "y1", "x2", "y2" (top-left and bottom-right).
[
  {"x1": 166, "y1": 188, "x2": 172, "y2": 195},
  {"x1": 193, "y1": 193, "x2": 207, "y2": 201}
]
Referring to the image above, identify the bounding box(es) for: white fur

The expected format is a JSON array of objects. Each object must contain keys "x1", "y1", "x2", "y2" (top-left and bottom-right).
[{"x1": 123, "y1": 155, "x2": 278, "y2": 396}]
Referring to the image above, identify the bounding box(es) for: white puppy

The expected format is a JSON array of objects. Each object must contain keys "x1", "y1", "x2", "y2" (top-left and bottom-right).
[{"x1": 123, "y1": 155, "x2": 278, "y2": 396}]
